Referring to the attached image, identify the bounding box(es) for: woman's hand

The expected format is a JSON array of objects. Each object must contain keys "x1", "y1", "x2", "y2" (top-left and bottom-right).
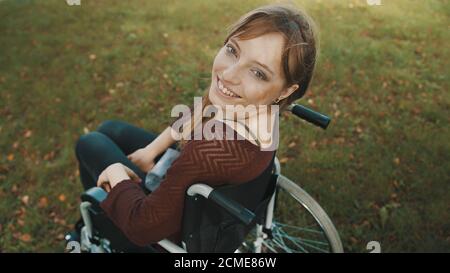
[
  {"x1": 127, "y1": 146, "x2": 158, "y2": 173},
  {"x1": 97, "y1": 163, "x2": 142, "y2": 192}
]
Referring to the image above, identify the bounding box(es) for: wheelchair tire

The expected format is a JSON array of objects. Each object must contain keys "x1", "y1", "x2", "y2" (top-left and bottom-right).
[{"x1": 240, "y1": 174, "x2": 344, "y2": 253}]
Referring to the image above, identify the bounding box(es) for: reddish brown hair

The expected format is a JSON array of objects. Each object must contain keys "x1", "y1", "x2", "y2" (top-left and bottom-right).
[
  {"x1": 222, "y1": 3, "x2": 319, "y2": 109},
  {"x1": 179, "y1": 4, "x2": 319, "y2": 144}
]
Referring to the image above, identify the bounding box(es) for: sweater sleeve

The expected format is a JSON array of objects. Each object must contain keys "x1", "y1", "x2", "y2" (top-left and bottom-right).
[{"x1": 100, "y1": 139, "x2": 272, "y2": 247}]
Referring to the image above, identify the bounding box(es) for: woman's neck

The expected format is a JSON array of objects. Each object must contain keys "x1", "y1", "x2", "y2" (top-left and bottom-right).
[{"x1": 213, "y1": 105, "x2": 278, "y2": 148}]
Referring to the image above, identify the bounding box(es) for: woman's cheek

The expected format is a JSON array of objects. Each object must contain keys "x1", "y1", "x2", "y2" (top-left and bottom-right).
[{"x1": 251, "y1": 87, "x2": 275, "y2": 105}]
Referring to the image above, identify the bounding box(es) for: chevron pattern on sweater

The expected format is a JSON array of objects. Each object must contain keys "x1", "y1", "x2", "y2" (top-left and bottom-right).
[
  {"x1": 175, "y1": 140, "x2": 256, "y2": 178},
  {"x1": 101, "y1": 137, "x2": 274, "y2": 246}
]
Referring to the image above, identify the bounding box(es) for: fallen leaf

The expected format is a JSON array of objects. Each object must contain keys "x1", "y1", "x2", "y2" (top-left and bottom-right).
[
  {"x1": 279, "y1": 157, "x2": 289, "y2": 164},
  {"x1": 392, "y1": 180, "x2": 400, "y2": 189},
  {"x1": 288, "y1": 142, "x2": 296, "y2": 148},
  {"x1": 24, "y1": 130, "x2": 32, "y2": 138},
  {"x1": 54, "y1": 217, "x2": 66, "y2": 226},
  {"x1": 13, "y1": 141, "x2": 19, "y2": 149},
  {"x1": 38, "y1": 197, "x2": 48, "y2": 208},
  {"x1": 89, "y1": 54, "x2": 96, "y2": 60},
  {"x1": 58, "y1": 194, "x2": 66, "y2": 202},
  {"x1": 57, "y1": 234, "x2": 65, "y2": 240},
  {"x1": 11, "y1": 185, "x2": 18, "y2": 193},
  {"x1": 21, "y1": 195, "x2": 30, "y2": 206},
  {"x1": 17, "y1": 219, "x2": 25, "y2": 227},
  {"x1": 43, "y1": 151, "x2": 55, "y2": 161},
  {"x1": 393, "y1": 157, "x2": 400, "y2": 165},
  {"x1": 7, "y1": 154, "x2": 14, "y2": 161},
  {"x1": 20, "y1": 233, "x2": 31, "y2": 242}
]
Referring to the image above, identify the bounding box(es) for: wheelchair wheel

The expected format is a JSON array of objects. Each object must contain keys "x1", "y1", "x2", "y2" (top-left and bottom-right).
[{"x1": 240, "y1": 174, "x2": 343, "y2": 253}]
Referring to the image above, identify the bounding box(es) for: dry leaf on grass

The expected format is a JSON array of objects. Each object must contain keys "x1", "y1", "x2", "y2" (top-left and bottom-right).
[
  {"x1": 21, "y1": 195, "x2": 29, "y2": 206},
  {"x1": 38, "y1": 197, "x2": 48, "y2": 208},
  {"x1": 20, "y1": 233, "x2": 32, "y2": 242},
  {"x1": 58, "y1": 194, "x2": 66, "y2": 202},
  {"x1": 24, "y1": 130, "x2": 32, "y2": 138},
  {"x1": 279, "y1": 157, "x2": 289, "y2": 164}
]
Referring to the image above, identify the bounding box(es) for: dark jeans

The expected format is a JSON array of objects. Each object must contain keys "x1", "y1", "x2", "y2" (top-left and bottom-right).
[{"x1": 75, "y1": 120, "x2": 163, "y2": 191}]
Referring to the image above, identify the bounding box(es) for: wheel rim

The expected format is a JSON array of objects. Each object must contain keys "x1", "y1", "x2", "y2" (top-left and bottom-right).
[{"x1": 240, "y1": 175, "x2": 343, "y2": 253}]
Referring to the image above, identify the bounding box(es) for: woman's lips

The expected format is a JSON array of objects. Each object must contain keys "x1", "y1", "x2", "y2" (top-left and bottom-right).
[{"x1": 216, "y1": 76, "x2": 241, "y2": 98}]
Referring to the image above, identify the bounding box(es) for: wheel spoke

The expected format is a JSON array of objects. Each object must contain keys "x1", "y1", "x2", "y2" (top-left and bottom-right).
[
  {"x1": 275, "y1": 222, "x2": 324, "y2": 234},
  {"x1": 239, "y1": 176, "x2": 343, "y2": 253},
  {"x1": 273, "y1": 230, "x2": 308, "y2": 253}
]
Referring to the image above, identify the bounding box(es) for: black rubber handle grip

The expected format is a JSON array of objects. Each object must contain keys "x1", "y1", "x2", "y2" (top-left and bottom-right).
[
  {"x1": 209, "y1": 190, "x2": 255, "y2": 225},
  {"x1": 291, "y1": 104, "x2": 331, "y2": 129}
]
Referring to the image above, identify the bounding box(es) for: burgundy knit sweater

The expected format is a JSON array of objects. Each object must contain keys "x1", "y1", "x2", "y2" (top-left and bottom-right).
[{"x1": 100, "y1": 122, "x2": 275, "y2": 247}]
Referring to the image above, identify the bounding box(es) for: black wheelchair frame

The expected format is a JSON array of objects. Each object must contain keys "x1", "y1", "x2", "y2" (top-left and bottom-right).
[{"x1": 67, "y1": 104, "x2": 343, "y2": 253}]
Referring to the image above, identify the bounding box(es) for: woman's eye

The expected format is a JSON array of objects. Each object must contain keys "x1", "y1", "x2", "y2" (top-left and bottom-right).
[
  {"x1": 225, "y1": 44, "x2": 237, "y2": 56},
  {"x1": 253, "y1": 69, "x2": 267, "y2": 80},
  {"x1": 224, "y1": 44, "x2": 266, "y2": 81}
]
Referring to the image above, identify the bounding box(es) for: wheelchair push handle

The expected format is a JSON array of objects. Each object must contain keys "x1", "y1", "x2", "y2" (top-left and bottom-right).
[
  {"x1": 288, "y1": 104, "x2": 331, "y2": 129},
  {"x1": 209, "y1": 190, "x2": 256, "y2": 226}
]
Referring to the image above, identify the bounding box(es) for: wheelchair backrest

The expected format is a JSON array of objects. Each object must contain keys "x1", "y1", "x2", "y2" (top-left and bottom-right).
[{"x1": 181, "y1": 155, "x2": 277, "y2": 253}]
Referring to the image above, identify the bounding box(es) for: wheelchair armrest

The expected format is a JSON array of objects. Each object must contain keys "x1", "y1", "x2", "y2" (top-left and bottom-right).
[
  {"x1": 187, "y1": 184, "x2": 256, "y2": 225},
  {"x1": 209, "y1": 190, "x2": 256, "y2": 225},
  {"x1": 81, "y1": 187, "x2": 108, "y2": 205}
]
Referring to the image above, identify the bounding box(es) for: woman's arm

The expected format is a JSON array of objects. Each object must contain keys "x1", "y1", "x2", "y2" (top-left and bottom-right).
[
  {"x1": 100, "y1": 138, "x2": 271, "y2": 246},
  {"x1": 143, "y1": 126, "x2": 178, "y2": 157},
  {"x1": 96, "y1": 163, "x2": 142, "y2": 192},
  {"x1": 128, "y1": 126, "x2": 179, "y2": 172}
]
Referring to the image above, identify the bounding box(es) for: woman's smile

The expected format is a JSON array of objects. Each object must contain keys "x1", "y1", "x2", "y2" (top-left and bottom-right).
[{"x1": 215, "y1": 75, "x2": 241, "y2": 99}]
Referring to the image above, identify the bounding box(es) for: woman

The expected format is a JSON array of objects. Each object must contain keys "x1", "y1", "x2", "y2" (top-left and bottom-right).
[{"x1": 75, "y1": 3, "x2": 318, "y2": 247}]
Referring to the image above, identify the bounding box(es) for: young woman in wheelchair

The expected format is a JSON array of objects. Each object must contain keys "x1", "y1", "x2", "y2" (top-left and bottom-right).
[{"x1": 75, "y1": 4, "x2": 318, "y2": 248}]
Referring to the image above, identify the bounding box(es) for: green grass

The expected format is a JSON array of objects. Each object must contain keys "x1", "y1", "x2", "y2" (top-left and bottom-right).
[{"x1": 0, "y1": 0, "x2": 448, "y2": 252}]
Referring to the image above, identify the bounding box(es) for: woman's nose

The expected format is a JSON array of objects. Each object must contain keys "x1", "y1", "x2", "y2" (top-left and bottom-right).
[{"x1": 222, "y1": 65, "x2": 240, "y2": 86}]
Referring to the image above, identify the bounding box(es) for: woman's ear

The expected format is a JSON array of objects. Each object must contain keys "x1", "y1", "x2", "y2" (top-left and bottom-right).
[{"x1": 278, "y1": 84, "x2": 299, "y2": 101}]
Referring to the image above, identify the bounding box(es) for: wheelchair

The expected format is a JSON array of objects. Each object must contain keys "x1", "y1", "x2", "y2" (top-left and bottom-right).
[{"x1": 66, "y1": 104, "x2": 344, "y2": 253}]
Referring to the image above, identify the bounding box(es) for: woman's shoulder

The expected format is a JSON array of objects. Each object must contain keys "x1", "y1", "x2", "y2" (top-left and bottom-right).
[
  {"x1": 176, "y1": 138, "x2": 273, "y2": 183},
  {"x1": 188, "y1": 119, "x2": 276, "y2": 159},
  {"x1": 181, "y1": 135, "x2": 275, "y2": 175}
]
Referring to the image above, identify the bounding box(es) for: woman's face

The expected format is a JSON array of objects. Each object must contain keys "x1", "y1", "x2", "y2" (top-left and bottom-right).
[{"x1": 208, "y1": 32, "x2": 298, "y2": 108}]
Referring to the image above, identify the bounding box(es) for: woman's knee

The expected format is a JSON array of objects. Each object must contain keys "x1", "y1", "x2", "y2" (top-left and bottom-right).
[
  {"x1": 75, "y1": 132, "x2": 109, "y2": 160},
  {"x1": 96, "y1": 120, "x2": 130, "y2": 141},
  {"x1": 97, "y1": 120, "x2": 121, "y2": 135}
]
